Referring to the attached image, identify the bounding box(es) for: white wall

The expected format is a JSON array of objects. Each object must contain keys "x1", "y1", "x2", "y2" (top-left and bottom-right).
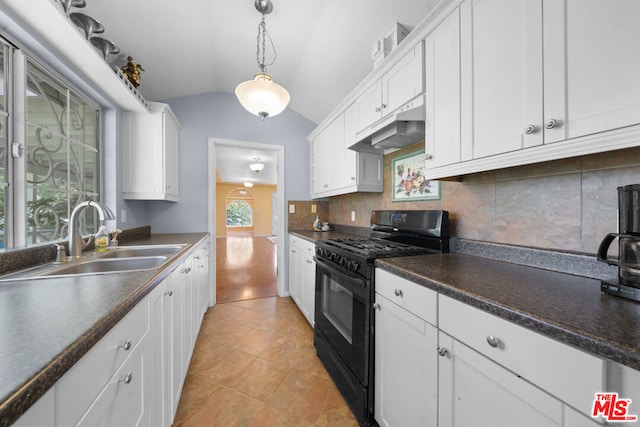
[{"x1": 126, "y1": 92, "x2": 316, "y2": 233}]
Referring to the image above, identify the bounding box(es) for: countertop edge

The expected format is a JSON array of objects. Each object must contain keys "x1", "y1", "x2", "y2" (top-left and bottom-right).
[
  {"x1": 375, "y1": 259, "x2": 640, "y2": 372},
  {"x1": 0, "y1": 232, "x2": 209, "y2": 427}
]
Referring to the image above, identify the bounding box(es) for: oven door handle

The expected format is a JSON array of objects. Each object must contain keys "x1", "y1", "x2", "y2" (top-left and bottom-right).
[{"x1": 315, "y1": 256, "x2": 369, "y2": 288}]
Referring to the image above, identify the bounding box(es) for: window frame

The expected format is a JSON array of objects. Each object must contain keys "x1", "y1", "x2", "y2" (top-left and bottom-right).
[{"x1": 1, "y1": 36, "x2": 103, "y2": 250}]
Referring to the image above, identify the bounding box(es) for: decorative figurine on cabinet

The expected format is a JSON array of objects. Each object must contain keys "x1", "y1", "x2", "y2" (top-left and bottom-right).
[{"x1": 120, "y1": 56, "x2": 145, "y2": 88}]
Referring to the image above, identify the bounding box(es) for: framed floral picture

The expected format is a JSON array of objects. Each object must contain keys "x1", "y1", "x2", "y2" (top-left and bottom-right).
[{"x1": 392, "y1": 150, "x2": 440, "y2": 202}]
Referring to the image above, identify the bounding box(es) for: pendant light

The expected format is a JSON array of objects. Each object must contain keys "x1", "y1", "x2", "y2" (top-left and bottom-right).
[
  {"x1": 235, "y1": 0, "x2": 290, "y2": 120},
  {"x1": 249, "y1": 157, "x2": 265, "y2": 173}
]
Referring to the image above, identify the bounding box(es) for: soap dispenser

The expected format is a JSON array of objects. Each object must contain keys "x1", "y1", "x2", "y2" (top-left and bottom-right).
[
  {"x1": 313, "y1": 215, "x2": 322, "y2": 231},
  {"x1": 94, "y1": 225, "x2": 110, "y2": 252}
]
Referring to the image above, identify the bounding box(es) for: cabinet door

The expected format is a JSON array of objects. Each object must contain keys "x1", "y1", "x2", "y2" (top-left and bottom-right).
[
  {"x1": 425, "y1": 8, "x2": 461, "y2": 169},
  {"x1": 311, "y1": 114, "x2": 346, "y2": 195},
  {"x1": 356, "y1": 81, "x2": 383, "y2": 133},
  {"x1": 382, "y1": 43, "x2": 424, "y2": 115},
  {"x1": 460, "y1": 0, "x2": 543, "y2": 160},
  {"x1": 438, "y1": 332, "x2": 564, "y2": 427},
  {"x1": 288, "y1": 244, "x2": 301, "y2": 306},
  {"x1": 543, "y1": 0, "x2": 640, "y2": 144},
  {"x1": 301, "y1": 251, "x2": 316, "y2": 326},
  {"x1": 163, "y1": 112, "x2": 180, "y2": 198},
  {"x1": 77, "y1": 336, "x2": 151, "y2": 427},
  {"x1": 166, "y1": 268, "x2": 184, "y2": 422},
  {"x1": 375, "y1": 294, "x2": 437, "y2": 427}
]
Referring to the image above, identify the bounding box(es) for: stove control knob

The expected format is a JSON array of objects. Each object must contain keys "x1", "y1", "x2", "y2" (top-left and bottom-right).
[
  {"x1": 329, "y1": 252, "x2": 337, "y2": 262},
  {"x1": 339, "y1": 257, "x2": 347, "y2": 267},
  {"x1": 348, "y1": 260, "x2": 359, "y2": 272},
  {"x1": 315, "y1": 247, "x2": 321, "y2": 256}
]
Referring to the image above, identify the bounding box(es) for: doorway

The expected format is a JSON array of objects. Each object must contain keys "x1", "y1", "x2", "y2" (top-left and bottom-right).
[{"x1": 208, "y1": 138, "x2": 286, "y2": 305}]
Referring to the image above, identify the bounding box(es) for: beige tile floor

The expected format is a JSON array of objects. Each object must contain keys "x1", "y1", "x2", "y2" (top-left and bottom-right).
[{"x1": 173, "y1": 297, "x2": 359, "y2": 427}]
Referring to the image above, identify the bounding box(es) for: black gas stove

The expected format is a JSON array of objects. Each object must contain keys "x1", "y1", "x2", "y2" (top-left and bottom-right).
[
  {"x1": 315, "y1": 237, "x2": 443, "y2": 280},
  {"x1": 313, "y1": 210, "x2": 449, "y2": 426}
]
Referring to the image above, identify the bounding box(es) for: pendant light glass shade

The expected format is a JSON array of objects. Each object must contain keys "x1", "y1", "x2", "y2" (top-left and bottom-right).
[{"x1": 235, "y1": 72, "x2": 290, "y2": 120}]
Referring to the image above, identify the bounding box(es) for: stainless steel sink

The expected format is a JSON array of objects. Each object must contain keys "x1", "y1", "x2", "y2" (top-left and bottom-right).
[
  {"x1": 98, "y1": 244, "x2": 186, "y2": 259},
  {"x1": 41, "y1": 256, "x2": 168, "y2": 276}
]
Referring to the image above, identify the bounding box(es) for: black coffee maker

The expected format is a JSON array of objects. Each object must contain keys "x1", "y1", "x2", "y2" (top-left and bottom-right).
[{"x1": 598, "y1": 184, "x2": 640, "y2": 301}]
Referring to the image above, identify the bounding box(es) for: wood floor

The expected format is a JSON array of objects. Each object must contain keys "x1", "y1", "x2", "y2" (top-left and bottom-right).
[
  {"x1": 216, "y1": 233, "x2": 278, "y2": 303},
  {"x1": 173, "y1": 297, "x2": 358, "y2": 426}
]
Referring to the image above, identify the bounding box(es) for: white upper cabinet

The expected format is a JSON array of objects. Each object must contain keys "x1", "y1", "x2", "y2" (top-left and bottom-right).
[
  {"x1": 543, "y1": 0, "x2": 640, "y2": 143},
  {"x1": 311, "y1": 114, "x2": 346, "y2": 196},
  {"x1": 425, "y1": 8, "x2": 461, "y2": 169},
  {"x1": 459, "y1": 0, "x2": 544, "y2": 160},
  {"x1": 425, "y1": 0, "x2": 640, "y2": 179},
  {"x1": 311, "y1": 109, "x2": 383, "y2": 199},
  {"x1": 123, "y1": 102, "x2": 181, "y2": 202},
  {"x1": 354, "y1": 43, "x2": 425, "y2": 137}
]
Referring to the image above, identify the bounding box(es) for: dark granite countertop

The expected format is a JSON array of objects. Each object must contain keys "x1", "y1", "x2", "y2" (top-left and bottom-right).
[
  {"x1": 0, "y1": 233, "x2": 208, "y2": 427},
  {"x1": 376, "y1": 253, "x2": 640, "y2": 372}
]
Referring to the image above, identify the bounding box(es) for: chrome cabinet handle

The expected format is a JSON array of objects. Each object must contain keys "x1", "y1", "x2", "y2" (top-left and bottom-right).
[
  {"x1": 382, "y1": 103, "x2": 387, "y2": 109},
  {"x1": 394, "y1": 289, "x2": 403, "y2": 297},
  {"x1": 425, "y1": 154, "x2": 433, "y2": 161},
  {"x1": 524, "y1": 125, "x2": 537, "y2": 135},
  {"x1": 164, "y1": 290, "x2": 173, "y2": 297},
  {"x1": 119, "y1": 339, "x2": 132, "y2": 351},
  {"x1": 486, "y1": 335, "x2": 501, "y2": 348},
  {"x1": 437, "y1": 347, "x2": 449, "y2": 357},
  {"x1": 351, "y1": 176, "x2": 356, "y2": 181},
  {"x1": 373, "y1": 303, "x2": 381, "y2": 311},
  {"x1": 119, "y1": 372, "x2": 133, "y2": 384},
  {"x1": 545, "y1": 119, "x2": 559, "y2": 129},
  {"x1": 375, "y1": 106, "x2": 381, "y2": 112},
  {"x1": 306, "y1": 260, "x2": 312, "y2": 264}
]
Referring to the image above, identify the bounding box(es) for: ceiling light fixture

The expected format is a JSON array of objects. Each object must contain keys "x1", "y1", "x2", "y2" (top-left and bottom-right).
[
  {"x1": 244, "y1": 182, "x2": 254, "y2": 188},
  {"x1": 249, "y1": 157, "x2": 265, "y2": 173},
  {"x1": 235, "y1": 0, "x2": 290, "y2": 120}
]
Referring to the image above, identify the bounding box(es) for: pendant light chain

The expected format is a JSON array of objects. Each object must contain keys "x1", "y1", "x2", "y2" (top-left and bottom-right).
[{"x1": 256, "y1": 13, "x2": 277, "y2": 73}]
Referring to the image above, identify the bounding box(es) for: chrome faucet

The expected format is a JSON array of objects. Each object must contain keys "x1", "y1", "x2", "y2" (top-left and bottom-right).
[{"x1": 68, "y1": 201, "x2": 115, "y2": 259}]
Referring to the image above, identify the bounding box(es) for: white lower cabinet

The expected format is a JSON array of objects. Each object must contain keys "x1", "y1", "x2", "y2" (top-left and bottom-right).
[
  {"x1": 374, "y1": 270, "x2": 438, "y2": 427},
  {"x1": 438, "y1": 331, "x2": 565, "y2": 427},
  {"x1": 288, "y1": 234, "x2": 315, "y2": 325},
  {"x1": 373, "y1": 269, "x2": 613, "y2": 427},
  {"x1": 14, "y1": 241, "x2": 210, "y2": 427}
]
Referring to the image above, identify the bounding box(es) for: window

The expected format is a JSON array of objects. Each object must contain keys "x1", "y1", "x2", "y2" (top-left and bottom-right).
[
  {"x1": 0, "y1": 38, "x2": 101, "y2": 250},
  {"x1": 226, "y1": 201, "x2": 253, "y2": 227}
]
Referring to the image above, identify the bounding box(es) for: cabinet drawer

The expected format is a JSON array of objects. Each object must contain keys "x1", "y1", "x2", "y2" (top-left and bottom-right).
[
  {"x1": 439, "y1": 295, "x2": 603, "y2": 417},
  {"x1": 290, "y1": 235, "x2": 315, "y2": 254},
  {"x1": 56, "y1": 298, "x2": 150, "y2": 426},
  {"x1": 76, "y1": 333, "x2": 149, "y2": 427},
  {"x1": 375, "y1": 269, "x2": 437, "y2": 326}
]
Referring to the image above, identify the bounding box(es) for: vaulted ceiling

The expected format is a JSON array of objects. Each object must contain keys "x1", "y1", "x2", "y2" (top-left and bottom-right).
[{"x1": 81, "y1": 0, "x2": 439, "y2": 184}]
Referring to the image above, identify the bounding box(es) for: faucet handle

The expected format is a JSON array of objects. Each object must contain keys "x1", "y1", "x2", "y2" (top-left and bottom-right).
[{"x1": 53, "y1": 244, "x2": 68, "y2": 263}]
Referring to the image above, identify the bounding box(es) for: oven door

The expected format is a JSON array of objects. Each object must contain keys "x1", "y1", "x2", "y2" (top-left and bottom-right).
[{"x1": 314, "y1": 257, "x2": 371, "y2": 385}]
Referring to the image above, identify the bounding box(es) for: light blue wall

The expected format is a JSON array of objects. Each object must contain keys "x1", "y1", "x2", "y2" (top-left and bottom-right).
[{"x1": 125, "y1": 92, "x2": 316, "y2": 233}]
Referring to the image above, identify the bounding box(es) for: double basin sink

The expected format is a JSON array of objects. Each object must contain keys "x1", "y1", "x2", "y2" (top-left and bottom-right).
[{"x1": 0, "y1": 244, "x2": 187, "y2": 280}]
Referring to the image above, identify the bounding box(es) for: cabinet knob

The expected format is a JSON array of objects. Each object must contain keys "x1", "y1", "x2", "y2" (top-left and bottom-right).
[
  {"x1": 306, "y1": 260, "x2": 312, "y2": 264},
  {"x1": 373, "y1": 303, "x2": 381, "y2": 311},
  {"x1": 375, "y1": 106, "x2": 381, "y2": 113},
  {"x1": 351, "y1": 176, "x2": 356, "y2": 181},
  {"x1": 164, "y1": 290, "x2": 173, "y2": 297},
  {"x1": 545, "y1": 119, "x2": 559, "y2": 129},
  {"x1": 119, "y1": 372, "x2": 133, "y2": 385},
  {"x1": 382, "y1": 103, "x2": 387, "y2": 109},
  {"x1": 486, "y1": 335, "x2": 501, "y2": 348},
  {"x1": 437, "y1": 346, "x2": 449, "y2": 357},
  {"x1": 523, "y1": 125, "x2": 537, "y2": 135},
  {"x1": 119, "y1": 339, "x2": 132, "y2": 351},
  {"x1": 425, "y1": 154, "x2": 433, "y2": 161},
  {"x1": 323, "y1": 184, "x2": 329, "y2": 188},
  {"x1": 394, "y1": 289, "x2": 403, "y2": 297}
]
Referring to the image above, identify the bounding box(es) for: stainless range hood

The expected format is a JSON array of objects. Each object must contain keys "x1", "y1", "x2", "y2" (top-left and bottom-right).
[{"x1": 348, "y1": 95, "x2": 425, "y2": 153}]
